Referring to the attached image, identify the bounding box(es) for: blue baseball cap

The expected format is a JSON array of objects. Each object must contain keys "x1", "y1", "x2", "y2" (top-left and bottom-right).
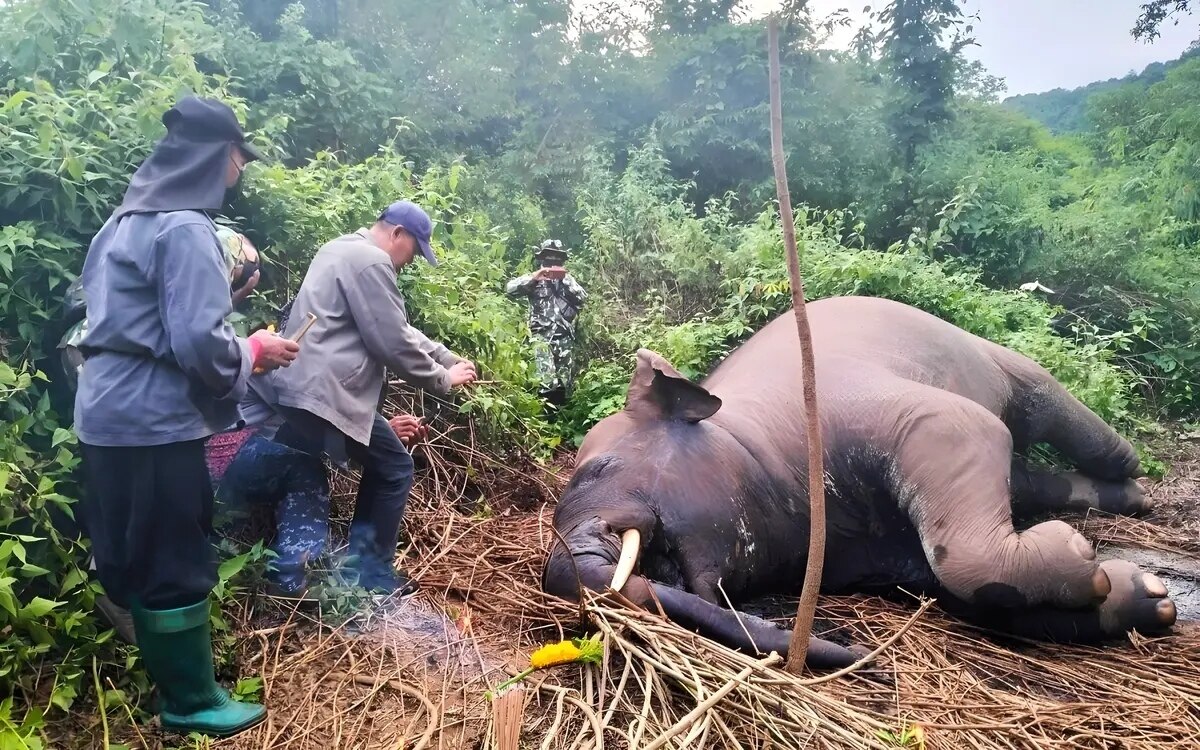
[{"x1": 378, "y1": 200, "x2": 438, "y2": 266}]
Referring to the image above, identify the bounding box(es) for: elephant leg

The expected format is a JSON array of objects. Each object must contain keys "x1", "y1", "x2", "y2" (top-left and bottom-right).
[
  {"x1": 1010, "y1": 458, "x2": 1150, "y2": 518},
  {"x1": 964, "y1": 560, "x2": 1176, "y2": 642},
  {"x1": 992, "y1": 346, "x2": 1142, "y2": 481},
  {"x1": 890, "y1": 394, "x2": 1111, "y2": 611}
]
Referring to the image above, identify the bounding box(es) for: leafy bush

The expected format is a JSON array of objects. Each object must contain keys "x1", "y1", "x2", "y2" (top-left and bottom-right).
[{"x1": 558, "y1": 147, "x2": 1143, "y2": 443}]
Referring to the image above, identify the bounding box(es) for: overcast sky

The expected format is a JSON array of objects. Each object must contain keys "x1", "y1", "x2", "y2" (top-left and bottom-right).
[
  {"x1": 787, "y1": 0, "x2": 1199, "y2": 95},
  {"x1": 576, "y1": 1, "x2": 1199, "y2": 96}
]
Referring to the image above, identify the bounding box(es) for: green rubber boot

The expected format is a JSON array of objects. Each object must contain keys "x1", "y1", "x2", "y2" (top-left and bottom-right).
[{"x1": 130, "y1": 600, "x2": 266, "y2": 738}]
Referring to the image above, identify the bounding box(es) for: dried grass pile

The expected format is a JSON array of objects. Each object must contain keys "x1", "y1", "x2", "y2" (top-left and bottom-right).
[{"x1": 207, "y1": 396, "x2": 1200, "y2": 750}]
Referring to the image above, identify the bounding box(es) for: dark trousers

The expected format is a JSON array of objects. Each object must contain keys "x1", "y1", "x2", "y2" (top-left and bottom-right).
[
  {"x1": 345, "y1": 414, "x2": 414, "y2": 568},
  {"x1": 277, "y1": 413, "x2": 413, "y2": 570},
  {"x1": 80, "y1": 440, "x2": 217, "y2": 610}
]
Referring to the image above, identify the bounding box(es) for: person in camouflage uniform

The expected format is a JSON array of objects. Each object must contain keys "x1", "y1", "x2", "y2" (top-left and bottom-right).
[{"x1": 506, "y1": 240, "x2": 587, "y2": 410}]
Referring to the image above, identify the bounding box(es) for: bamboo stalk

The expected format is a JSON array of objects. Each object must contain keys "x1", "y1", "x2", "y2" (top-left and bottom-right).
[{"x1": 767, "y1": 15, "x2": 828, "y2": 674}]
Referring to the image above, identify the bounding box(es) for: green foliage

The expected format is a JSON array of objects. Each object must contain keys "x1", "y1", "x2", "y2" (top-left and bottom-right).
[
  {"x1": 201, "y1": 1, "x2": 397, "y2": 162},
  {"x1": 559, "y1": 146, "x2": 1142, "y2": 441},
  {"x1": 878, "y1": 0, "x2": 972, "y2": 171},
  {"x1": 1133, "y1": 1, "x2": 1196, "y2": 41},
  {"x1": 0, "y1": 358, "x2": 117, "y2": 726}
]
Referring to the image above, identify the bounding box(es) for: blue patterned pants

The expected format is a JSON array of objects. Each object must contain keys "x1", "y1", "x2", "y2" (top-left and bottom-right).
[{"x1": 213, "y1": 433, "x2": 330, "y2": 590}]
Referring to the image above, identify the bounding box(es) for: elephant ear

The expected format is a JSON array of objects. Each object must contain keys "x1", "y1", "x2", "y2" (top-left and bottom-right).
[{"x1": 625, "y1": 348, "x2": 722, "y2": 423}]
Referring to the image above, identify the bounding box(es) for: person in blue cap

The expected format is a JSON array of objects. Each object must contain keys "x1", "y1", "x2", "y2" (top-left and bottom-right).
[
  {"x1": 73, "y1": 95, "x2": 299, "y2": 737},
  {"x1": 240, "y1": 200, "x2": 477, "y2": 597}
]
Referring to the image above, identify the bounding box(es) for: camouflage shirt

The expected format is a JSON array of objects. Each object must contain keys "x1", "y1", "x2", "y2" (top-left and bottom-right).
[{"x1": 505, "y1": 273, "x2": 587, "y2": 340}]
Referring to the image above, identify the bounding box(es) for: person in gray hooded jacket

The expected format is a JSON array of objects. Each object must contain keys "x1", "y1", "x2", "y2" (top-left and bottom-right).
[
  {"x1": 242, "y1": 200, "x2": 477, "y2": 597},
  {"x1": 73, "y1": 96, "x2": 297, "y2": 738}
]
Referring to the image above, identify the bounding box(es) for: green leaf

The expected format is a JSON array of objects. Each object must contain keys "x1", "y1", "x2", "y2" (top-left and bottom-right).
[
  {"x1": 217, "y1": 553, "x2": 249, "y2": 582},
  {"x1": 50, "y1": 428, "x2": 74, "y2": 447},
  {"x1": 18, "y1": 597, "x2": 63, "y2": 620},
  {"x1": 25, "y1": 621, "x2": 54, "y2": 646},
  {"x1": 3, "y1": 91, "x2": 33, "y2": 112},
  {"x1": 231, "y1": 676, "x2": 264, "y2": 702},
  {"x1": 49, "y1": 682, "x2": 78, "y2": 712},
  {"x1": 59, "y1": 567, "x2": 85, "y2": 594},
  {"x1": 63, "y1": 156, "x2": 83, "y2": 182}
]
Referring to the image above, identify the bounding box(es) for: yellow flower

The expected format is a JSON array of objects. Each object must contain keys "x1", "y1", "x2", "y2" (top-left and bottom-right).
[
  {"x1": 530, "y1": 637, "x2": 603, "y2": 669},
  {"x1": 530, "y1": 641, "x2": 583, "y2": 669},
  {"x1": 488, "y1": 637, "x2": 605, "y2": 700}
]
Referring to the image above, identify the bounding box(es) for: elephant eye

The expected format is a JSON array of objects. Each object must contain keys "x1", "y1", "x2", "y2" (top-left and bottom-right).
[{"x1": 570, "y1": 455, "x2": 622, "y2": 490}]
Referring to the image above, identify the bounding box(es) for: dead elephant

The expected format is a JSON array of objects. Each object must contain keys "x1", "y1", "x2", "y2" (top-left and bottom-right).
[{"x1": 542, "y1": 296, "x2": 1176, "y2": 668}]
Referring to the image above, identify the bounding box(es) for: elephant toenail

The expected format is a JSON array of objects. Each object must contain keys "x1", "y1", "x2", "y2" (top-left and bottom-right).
[
  {"x1": 1071, "y1": 534, "x2": 1096, "y2": 560},
  {"x1": 1156, "y1": 599, "x2": 1177, "y2": 626},
  {"x1": 1143, "y1": 574, "x2": 1168, "y2": 598},
  {"x1": 1092, "y1": 567, "x2": 1112, "y2": 598}
]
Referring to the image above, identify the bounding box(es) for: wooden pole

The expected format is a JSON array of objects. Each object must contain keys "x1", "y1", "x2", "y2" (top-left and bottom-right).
[{"x1": 767, "y1": 15, "x2": 828, "y2": 675}]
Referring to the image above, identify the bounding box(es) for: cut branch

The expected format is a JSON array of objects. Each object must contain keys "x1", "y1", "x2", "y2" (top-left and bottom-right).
[{"x1": 767, "y1": 15, "x2": 828, "y2": 675}]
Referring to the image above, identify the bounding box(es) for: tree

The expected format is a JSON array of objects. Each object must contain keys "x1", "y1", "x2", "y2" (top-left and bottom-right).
[
  {"x1": 878, "y1": 0, "x2": 973, "y2": 172},
  {"x1": 874, "y1": 0, "x2": 973, "y2": 241},
  {"x1": 1133, "y1": 1, "x2": 1194, "y2": 41},
  {"x1": 654, "y1": 0, "x2": 744, "y2": 35}
]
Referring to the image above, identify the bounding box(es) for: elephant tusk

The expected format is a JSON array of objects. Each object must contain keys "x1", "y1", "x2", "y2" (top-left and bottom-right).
[{"x1": 610, "y1": 529, "x2": 641, "y2": 592}]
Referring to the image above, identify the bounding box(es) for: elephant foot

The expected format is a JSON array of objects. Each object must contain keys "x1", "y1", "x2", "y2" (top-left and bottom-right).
[
  {"x1": 1073, "y1": 476, "x2": 1151, "y2": 516},
  {"x1": 1094, "y1": 559, "x2": 1176, "y2": 638},
  {"x1": 983, "y1": 559, "x2": 1176, "y2": 643},
  {"x1": 963, "y1": 522, "x2": 1110, "y2": 610},
  {"x1": 1012, "y1": 463, "x2": 1151, "y2": 518}
]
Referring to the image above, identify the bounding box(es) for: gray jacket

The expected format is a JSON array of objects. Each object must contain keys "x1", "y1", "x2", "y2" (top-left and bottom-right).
[
  {"x1": 74, "y1": 211, "x2": 252, "y2": 447},
  {"x1": 248, "y1": 229, "x2": 460, "y2": 447}
]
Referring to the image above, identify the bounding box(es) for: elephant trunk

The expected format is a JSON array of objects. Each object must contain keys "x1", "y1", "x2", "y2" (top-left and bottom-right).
[{"x1": 542, "y1": 516, "x2": 860, "y2": 669}]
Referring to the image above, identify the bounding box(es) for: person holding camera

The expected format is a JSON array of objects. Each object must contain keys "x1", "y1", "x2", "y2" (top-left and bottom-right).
[{"x1": 506, "y1": 239, "x2": 587, "y2": 410}]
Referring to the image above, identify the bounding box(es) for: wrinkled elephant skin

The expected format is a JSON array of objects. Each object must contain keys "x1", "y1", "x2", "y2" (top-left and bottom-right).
[{"x1": 542, "y1": 296, "x2": 1176, "y2": 668}]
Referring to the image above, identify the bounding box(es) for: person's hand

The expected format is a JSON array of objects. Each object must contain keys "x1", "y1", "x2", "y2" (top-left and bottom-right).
[
  {"x1": 448, "y1": 360, "x2": 477, "y2": 387},
  {"x1": 388, "y1": 414, "x2": 428, "y2": 447},
  {"x1": 532, "y1": 268, "x2": 552, "y2": 282},
  {"x1": 231, "y1": 269, "x2": 260, "y2": 306},
  {"x1": 249, "y1": 329, "x2": 300, "y2": 371}
]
